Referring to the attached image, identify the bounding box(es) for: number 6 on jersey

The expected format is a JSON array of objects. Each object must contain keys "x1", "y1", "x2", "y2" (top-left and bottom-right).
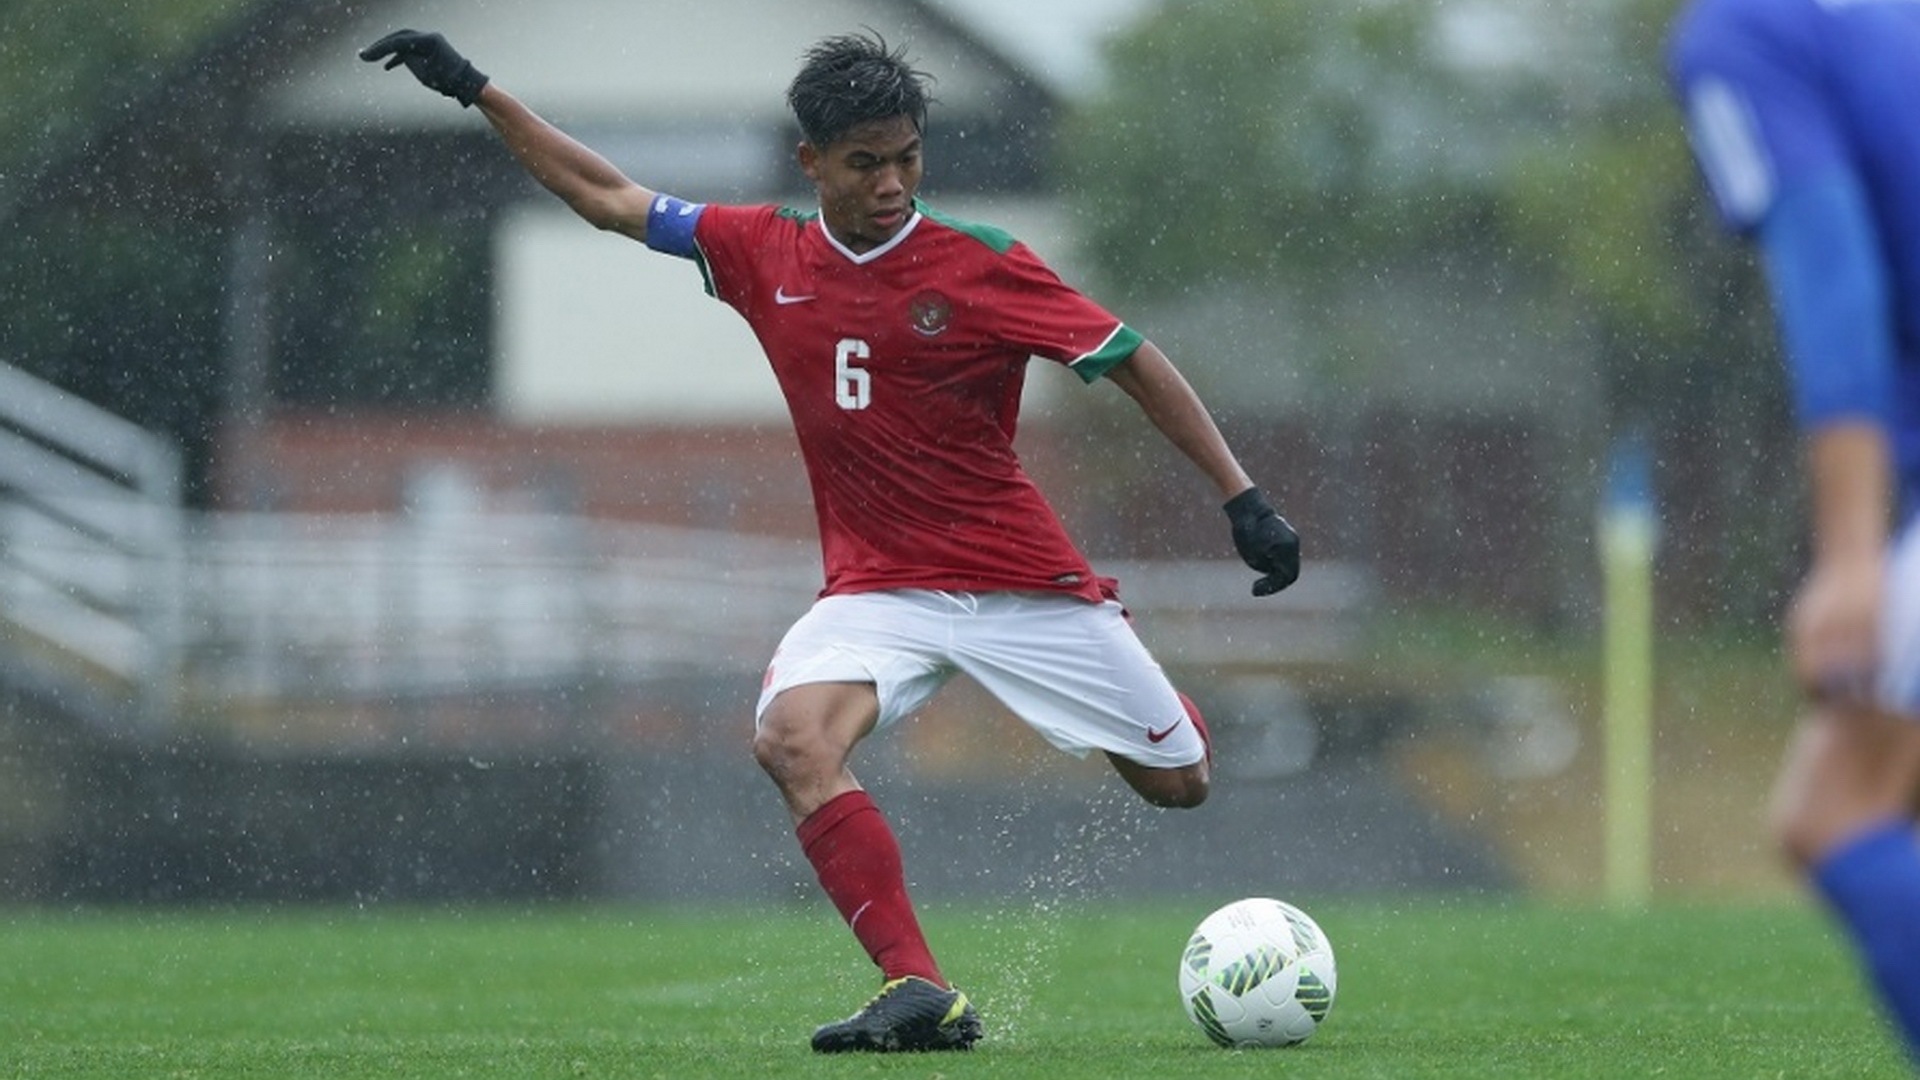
[{"x1": 835, "y1": 338, "x2": 872, "y2": 410}]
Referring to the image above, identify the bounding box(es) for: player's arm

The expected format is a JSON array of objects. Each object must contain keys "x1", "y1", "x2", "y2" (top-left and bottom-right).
[
  {"x1": 1793, "y1": 423, "x2": 1890, "y2": 702},
  {"x1": 360, "y1": 30, "x2": 655, "y2": 243},
  {"x1": 1106, "y1": 342, "x2": 1300, "y2": 596},
  {"x1": 1674, "y1": 35, "x2": 1896, "y2": 700},
  {"x1": 1758, "y1": 169, "x2": 1897, "y2": 701},
  {"x1": 474, "y1": 84, "x2": 656, "y2": 241},
  {"x1": 1105, "y1": 342, "x2": 1252, "y2": 502}
]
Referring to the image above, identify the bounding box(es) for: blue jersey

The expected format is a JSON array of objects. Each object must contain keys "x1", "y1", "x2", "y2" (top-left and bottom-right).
[{"x1": 1669, "y1": 0, "x2": 1920, "y2": 506}]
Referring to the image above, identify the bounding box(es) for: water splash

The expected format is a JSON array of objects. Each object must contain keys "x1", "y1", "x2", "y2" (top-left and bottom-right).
[{"x1": 970, "y1": 782, "x2": 1152, "y2": 1043}]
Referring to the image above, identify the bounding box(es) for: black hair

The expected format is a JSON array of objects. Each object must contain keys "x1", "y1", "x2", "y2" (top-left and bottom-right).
[{"x1": 786, "y1": 31, "x2": 935, "y2": 148}]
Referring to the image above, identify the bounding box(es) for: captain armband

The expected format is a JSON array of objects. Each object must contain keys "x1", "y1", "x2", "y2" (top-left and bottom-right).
[{"x1": 645, "y1": 194, "x2": 705, "y2": 258}]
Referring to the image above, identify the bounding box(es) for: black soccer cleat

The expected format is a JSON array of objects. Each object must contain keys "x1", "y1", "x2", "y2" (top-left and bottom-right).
[{"x1": 810, "y1": 976, "x2": 983, "y2": 1053}]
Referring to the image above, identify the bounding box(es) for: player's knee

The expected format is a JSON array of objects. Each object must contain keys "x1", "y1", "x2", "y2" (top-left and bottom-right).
[
  {"x1": 1138, "y1": 764, "x2": 1210, "y2": 810},
  {"x1": 1172, "y1": 767, "x2": 1211, "y2": 809},
  {"x1": 1768, "y1": 797, "x2": 1822, "y2": 871},
  {"x1": 749, "y1": 725, "x2": 779, "y2": 775},
  {"x1": 751, "y1": 717, "x2": 820, "y2": 783},
  {"x1": 1154, "y1": 782, "x2": 1209, "y2": 810},
  {"x1": 1767, "y1": 710, "x2": 1920, "y2": 869},
  {"x1": 1767, "y1": 746, "x2": 1859, "y2": 870},
  {"x1": 1107, "y1": 749, "x2": 1210, "y2": 809}
]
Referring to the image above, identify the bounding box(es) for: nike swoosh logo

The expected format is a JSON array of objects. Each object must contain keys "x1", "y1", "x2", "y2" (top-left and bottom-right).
[
  {"x1": 774, "y1": 287, "x2": 816, "y2": 305},
  {"x1": 1146, "y1": 716, "x2": 1186, "y2": 744}
]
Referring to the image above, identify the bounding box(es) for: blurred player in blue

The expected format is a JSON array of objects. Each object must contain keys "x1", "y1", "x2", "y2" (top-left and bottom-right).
[{"x1": 1669, "y1": 0, "x2": 1920, "y2": 1064}]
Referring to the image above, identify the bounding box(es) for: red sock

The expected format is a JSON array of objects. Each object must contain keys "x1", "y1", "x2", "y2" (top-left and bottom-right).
[
  {"x1": 796, "y1": 790, "x2": 944, "y2": 986},
  {"x1": 1178, "y1": 691, "x2": 1213, "y2": 763}
]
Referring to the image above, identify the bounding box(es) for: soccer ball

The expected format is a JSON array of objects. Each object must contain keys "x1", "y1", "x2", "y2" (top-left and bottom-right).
[{"x1": 1178, "y1": 897, "x2": 1337, "y2": 1048}]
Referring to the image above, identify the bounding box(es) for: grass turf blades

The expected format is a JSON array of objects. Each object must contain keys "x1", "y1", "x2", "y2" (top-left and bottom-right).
[{"x1": 1, "y1": 900, "x2": 1907, "y2": 1079}]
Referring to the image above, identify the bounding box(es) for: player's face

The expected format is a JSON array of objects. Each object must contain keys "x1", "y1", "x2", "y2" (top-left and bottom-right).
[{"x1": 799, "y1": 115, "x2": 924, "y2": 254}]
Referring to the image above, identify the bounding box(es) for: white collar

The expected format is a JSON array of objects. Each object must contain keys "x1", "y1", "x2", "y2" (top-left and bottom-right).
[{"x1": 819, "y1": 209, "x2": 923, "y2": 265}]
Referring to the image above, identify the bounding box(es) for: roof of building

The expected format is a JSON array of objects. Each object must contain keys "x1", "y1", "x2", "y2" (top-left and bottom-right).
[{"x1": 5, "y1": 0, "x2": 1157, "y2": 222}]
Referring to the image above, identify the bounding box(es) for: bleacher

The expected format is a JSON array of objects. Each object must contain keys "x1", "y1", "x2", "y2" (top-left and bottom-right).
[{"x1": 0, "y1": 358, "x2": 1375, "y2": 747}]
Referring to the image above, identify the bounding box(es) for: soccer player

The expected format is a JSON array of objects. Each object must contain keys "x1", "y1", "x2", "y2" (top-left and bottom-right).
[
  {"x1": 362, "y1": 29, "x2": 1300, "y2": 1053},
  {"x1": 1669, "y1": 0, "x2": 1920, "y2": 1066}
]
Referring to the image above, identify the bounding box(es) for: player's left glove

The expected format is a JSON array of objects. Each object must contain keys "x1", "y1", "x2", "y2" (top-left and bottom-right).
[
  {"x1": 359, "y1": 29, "x2": 490, "y2": 107},
  {"x1": 1224, "y1": 486, "x2": 1300, "y2": 597}
]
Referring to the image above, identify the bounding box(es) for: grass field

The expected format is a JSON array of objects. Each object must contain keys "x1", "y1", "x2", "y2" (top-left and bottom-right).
[{"x1": 2, "y1": 898, "x2": 1909, "y2": 1079}]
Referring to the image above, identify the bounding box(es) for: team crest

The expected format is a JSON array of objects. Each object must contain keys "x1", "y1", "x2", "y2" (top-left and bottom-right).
[{"x1": 908, "y1": 290, "x2": 952, "y2": 337}]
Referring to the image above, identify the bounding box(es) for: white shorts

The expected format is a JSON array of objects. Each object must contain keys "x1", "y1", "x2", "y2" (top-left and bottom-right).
[
  {"x1": 1878, "y1": 519, "x2": 1920, "y2": 717},
  {"x1": 754, "y1": 589, "x2": 1205, "y2": 768}
]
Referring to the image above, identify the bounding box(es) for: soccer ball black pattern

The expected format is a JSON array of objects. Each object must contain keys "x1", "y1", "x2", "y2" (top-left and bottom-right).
[{"x1": 1178, "y1": 897, "x2": 1337, "y2": 1048}]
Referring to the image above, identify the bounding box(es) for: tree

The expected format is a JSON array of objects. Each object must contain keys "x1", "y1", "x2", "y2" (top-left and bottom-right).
[
  {"x1": 1497, "y1": 0, "x2": 1796, "y2": 624},
  {"x1": 0, "y1": 0, "x2": 260, "y2": 499},
  {"x1": 1058, "y1": 0, "x2": 1795, "y2": 624},
  {"x1": 0, "y1": 0, "x2": 257, "y2": 217},
  {"x1": 0, "y1": 0, "x2": 496, "y2": 502}
]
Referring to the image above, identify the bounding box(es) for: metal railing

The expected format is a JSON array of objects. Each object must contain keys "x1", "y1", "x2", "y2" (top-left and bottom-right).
[
  {"x1": 0, "y1": 361, "x2": 184, "y2": 729},
  {"x1": 8, "y1": 504, "x2": 1370, "y2": 738},
  {"x1": 183, "y1": 512, "x2": 823, "y2": 702},
  {"x1": 0, "y1": 361, "x2": 1373, "y2": 741},
  {"x1": 179, "y1": 511, "x2": 1367, "y2": 704}
]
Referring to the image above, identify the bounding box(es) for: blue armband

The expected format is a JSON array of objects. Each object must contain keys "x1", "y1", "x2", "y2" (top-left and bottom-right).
[
  {"x1": 645, "y1": 194, "x2": 705, "y2": 258},
  {"x1": 1759, "y1": 170, "x2": 1894, "y2": 430}
]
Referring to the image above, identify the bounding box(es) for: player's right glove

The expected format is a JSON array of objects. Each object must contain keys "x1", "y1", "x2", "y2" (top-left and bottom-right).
[
  {"x1": 1224, "y1": 486, "x2": 1300, "y2": 597},
  {"x1": 359, "y1": 29, "x2": 490, "y2": 107}
]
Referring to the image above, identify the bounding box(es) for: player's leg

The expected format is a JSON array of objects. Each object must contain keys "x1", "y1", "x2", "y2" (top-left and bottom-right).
[
  {"x1": 753, "y1": 678, "x2": 875, "y2": 823},
  {"x1": 1769, "y1": 705, "x2": 1920, "y2": 866},
  {"x1": 755, "y1": 679, "x2": 942, "y2": 987},
  {"x1": 753, "y1": 592, "x2": 949, "y2": 825},
  {"x1": 1105, "y1": 690, "x2": 1211, "y2": 809},
  {"x1": 1105, "y1": 755, "x2": 1209, "y2": 808},
  {"x1": 1770, "y1": 705, "x2": 1920, "y2": 1064},
  {"x1": 1774, "y1": 518, "x2": 1920, "y2": 1063},
  {"x1": 753, "y1": 594, "x2": 980, "y2": 1053},
  {"x1": 756, "y1": 679, "x2": 946, "y2": 982}
]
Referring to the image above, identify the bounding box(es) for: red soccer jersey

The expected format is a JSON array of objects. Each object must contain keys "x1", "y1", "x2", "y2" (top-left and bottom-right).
[{"x1": 688, "y1": 201, "x2": 1143, "y2": 601}]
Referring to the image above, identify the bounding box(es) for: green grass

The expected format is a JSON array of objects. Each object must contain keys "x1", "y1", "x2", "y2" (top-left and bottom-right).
[{"x1": 2, "y1": 899, "x2": 1908, "y2": 1079}]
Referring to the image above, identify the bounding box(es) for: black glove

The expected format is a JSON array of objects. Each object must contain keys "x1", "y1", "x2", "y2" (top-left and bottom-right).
[
  {"x1": 359, "y1": 29, "x2": 490, "y2": 107},
  {"x1": 1224, "y1": 487, "x2": 1300, "y2": 597}
]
